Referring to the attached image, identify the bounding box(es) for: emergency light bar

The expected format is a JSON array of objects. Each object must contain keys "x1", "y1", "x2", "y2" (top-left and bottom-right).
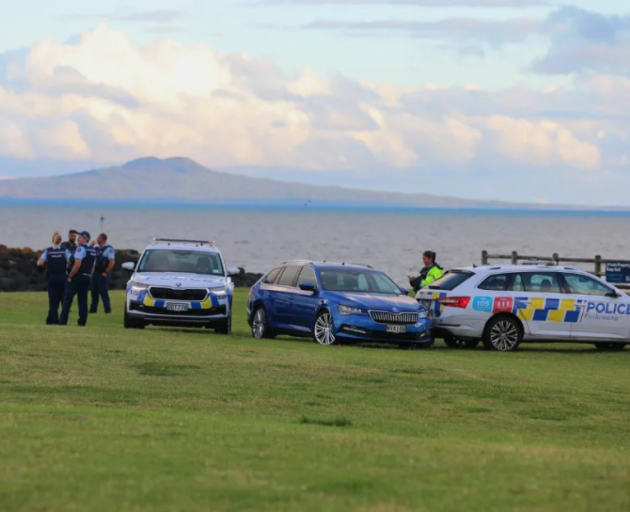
[{"x1": 152, "y1": 238, "x2": 215, "y2": 246}]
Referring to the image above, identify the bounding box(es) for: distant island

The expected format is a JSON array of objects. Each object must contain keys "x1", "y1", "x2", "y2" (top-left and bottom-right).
[{"x1": 0, "y1": 156, "x2": 619, "y2": 210}]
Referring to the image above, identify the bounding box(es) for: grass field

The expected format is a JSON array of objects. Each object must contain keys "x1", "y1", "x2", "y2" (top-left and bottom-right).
[{"x1": 0, "y1": 290, "x2": 629, "y2": 512}]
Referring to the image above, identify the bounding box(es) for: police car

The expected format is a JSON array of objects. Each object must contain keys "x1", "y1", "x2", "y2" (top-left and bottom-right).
[
  {"x1": 416, "y1": 263, "x2": 630, "y2": 352},
  {"x1": 122, "y1": 238, "x2": 239, "y2": 333}
]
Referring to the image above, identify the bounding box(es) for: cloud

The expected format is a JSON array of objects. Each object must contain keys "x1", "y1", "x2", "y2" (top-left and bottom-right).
[
  {"x1": 59, "y1": 10, "x2": 186, "y2": 25},
  {"x1": 531, "y1": 7, "x2": 630, "y2": 76},
  {"x1": 260, "y1": 0, "x2": 550, "y2": 6},
  {"x1": 0, "y1": 23, "x2": 623, "y2": 202},
  {"x1": 118, "y1": 10, "x2": 185, "y2": 23},
  {"x1": 302, "y1": 17, "x2": 541, "y2": 45},
  {"x1": 293, "y1": 5, "x2": 630, "y2": 64}
]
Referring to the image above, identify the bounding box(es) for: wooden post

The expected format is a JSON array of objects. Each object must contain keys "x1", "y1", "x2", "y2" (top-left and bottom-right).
[
  {"x1": 595, "y1": 255, "x2": 602, "y2": 277},
  {"x1": 481, "y1": 250, "x2": 488, "y2": 265},
  {"x1": 511, "y1": 251, "x2": 518, "y2": 265}
]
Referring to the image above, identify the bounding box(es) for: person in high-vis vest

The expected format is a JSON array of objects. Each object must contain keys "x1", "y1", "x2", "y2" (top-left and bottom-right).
[
  {"x1": 409, "y1": 251, "x2": 444, "y2": 293},
  {"x1": 37, "y1": 231, "x2": 67, "y2": 325}
]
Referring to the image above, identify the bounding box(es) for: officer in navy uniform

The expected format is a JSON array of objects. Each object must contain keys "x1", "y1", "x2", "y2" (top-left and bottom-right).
[
  {"x1": 37, "y1": 231, "x2": 67, "y2": 325},
  {"x1": 90, "y1": 233, "x2": 116, "y2": 314},
  {"x1": 61, "y1": 229, "x2": 79, "y2": 315},
  {"x1": 59, "y1": 231, "x2": 96, "y2": 326},
  {"x1": 61, "y1": 229, "x2": 78, "y2": 265}
]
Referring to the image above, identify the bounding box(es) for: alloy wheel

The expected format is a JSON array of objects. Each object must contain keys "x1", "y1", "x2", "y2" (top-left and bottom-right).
[
  {"x1": 252, "y1": 308, "x2": 266, "y2": 339},
  {"x1": 490, "y1": 320, "x2": 520, "y2": 351},
  {"x1": 314, "y1": 312, "x2": 336, "y2": 345}
]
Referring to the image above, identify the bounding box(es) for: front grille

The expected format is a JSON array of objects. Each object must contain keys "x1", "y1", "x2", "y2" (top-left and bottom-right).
[
  {"x1": 130, "y1": 303, "x2": 225, "y2": 317},
  {"x1": 368, "y1": 310, "x2": 419, "y2": 325},
  {"x1": 340, "y1": 325, "x2": 431, "y2": 341},
  {"x1": 149, "y1": 287, "x2": 207, "y2": 301}
]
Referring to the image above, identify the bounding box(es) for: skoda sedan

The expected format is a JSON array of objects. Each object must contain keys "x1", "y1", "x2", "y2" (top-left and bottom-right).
[{"x1": 247, "y1": 260, "x2": 433, "y2": 347}]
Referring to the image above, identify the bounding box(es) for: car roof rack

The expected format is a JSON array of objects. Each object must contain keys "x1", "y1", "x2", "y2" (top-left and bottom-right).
[
  {"x1": 280, "y1": 260, "x2": 374, "y2": 269},
  {"x1": 519, "y1": 260, "x2": 556, "y2": 266},
  {"x1": 152, "y1": 238, "x2": 215, "y2": 246},
  {"x1": 344, "y1": 262, "x2": 374, "y2": 269}
]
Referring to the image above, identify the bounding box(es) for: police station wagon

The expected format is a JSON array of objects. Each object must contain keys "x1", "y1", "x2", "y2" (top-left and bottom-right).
[
  {"x1": 416, "y1": 264, "x2": 630, "y2": 352},
  {"x1": 122, "y1": 238, "x2": 239, "y2": 333}
]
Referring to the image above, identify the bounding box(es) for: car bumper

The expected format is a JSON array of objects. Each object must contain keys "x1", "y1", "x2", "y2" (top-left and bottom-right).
[
  {"x1": 334, "y1": 316, "x2": 434, "y2": 344},
  {"x1": 127, "y1": 301, "x2": 229, "y2": 324}
]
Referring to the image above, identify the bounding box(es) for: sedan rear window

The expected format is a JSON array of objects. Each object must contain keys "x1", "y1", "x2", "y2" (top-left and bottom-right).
[{"x1": 426, "y1": 270, "x2": 474, "y2": 291}]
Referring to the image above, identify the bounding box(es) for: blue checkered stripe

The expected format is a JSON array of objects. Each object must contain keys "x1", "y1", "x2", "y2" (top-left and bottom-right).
[
  {"x1": 511, "y1": 297, "x2": 585, "y2": 323},
  {"x1": 416, "y1": 291, "x2": 448, "y2": 318}
]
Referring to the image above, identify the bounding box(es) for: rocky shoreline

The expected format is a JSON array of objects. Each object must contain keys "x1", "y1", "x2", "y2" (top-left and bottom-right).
[{"x1": 0, "y1": 245, "x2": 264, "y2": 292}]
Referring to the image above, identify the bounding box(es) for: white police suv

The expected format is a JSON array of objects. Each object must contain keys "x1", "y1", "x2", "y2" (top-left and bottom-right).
[
  {"x1": 122, "y1": 238, "x2": 239, "y2": 333},
  {"x1": 416, "y1": 264, "x2": 630, "y2": 352}
]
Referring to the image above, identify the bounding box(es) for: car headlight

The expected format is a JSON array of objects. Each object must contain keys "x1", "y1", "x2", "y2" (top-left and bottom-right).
[
  {"x1": 418, "y1": 310, "x2": 428, "y2": 319},
  {"x1": 338, "y1": 305, "x2": 364, "y2": 316},
  {"x1": 128, "y1": 282, "x2": 148, "y2": 297},
  {"x1": 210, "y1": 287, "x2": 227, "y2": 296}
]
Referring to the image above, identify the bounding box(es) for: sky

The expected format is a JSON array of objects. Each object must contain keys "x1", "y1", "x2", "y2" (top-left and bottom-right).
[{"x1": 1, "y1": 0, "x2": 630, "y2": 205}]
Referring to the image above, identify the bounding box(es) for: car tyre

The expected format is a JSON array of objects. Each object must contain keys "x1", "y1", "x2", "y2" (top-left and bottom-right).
[
  {"x1": 313, "y1": 310, "x2": 338, "y2": 346},
  {"x1": 124, "y1": 307, "x2": 145, "y2": 329},
  {"x1": 594, "y1": 343, "x2": 626, "y2": 351},
  {"x1": 443, "y1": 335, "x2": 479, "y2": 350},
  {"x1": 214, "y1": 315, "x2": 232, "y2": 335},
  {"x1": 252, "y1": 306, "x2": 275, "y2": 339},
  {"x1": 482, "y1": 316, "x2": 522, "y2": 352}
]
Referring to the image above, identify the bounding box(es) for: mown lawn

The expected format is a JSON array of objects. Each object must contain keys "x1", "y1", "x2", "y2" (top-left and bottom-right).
[{"x1": 0, "y1": 290, "x2": 629, "y2": 512}]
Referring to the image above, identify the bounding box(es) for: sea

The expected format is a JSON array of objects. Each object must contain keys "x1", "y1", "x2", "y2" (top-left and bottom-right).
[{"x1": 1, "y1": 202, "x2": 629, "y2": 285}]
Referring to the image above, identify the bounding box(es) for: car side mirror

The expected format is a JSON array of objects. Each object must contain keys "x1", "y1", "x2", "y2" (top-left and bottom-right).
[
  {"x1": 227, "y1": 266, "x2": 240, "y2": 276},
  {"x1": 299, "y1": 282, "x2": 317, "y2": 292},
  {"x1": 122, "y1": 262, "x2": 135, "y2": 271},
  {"x1": 399, "y1": 287, "x2": 410, "y2": 295},
  {"x1": 606, "y1": 290, "x2": 622, "y2": 298}
]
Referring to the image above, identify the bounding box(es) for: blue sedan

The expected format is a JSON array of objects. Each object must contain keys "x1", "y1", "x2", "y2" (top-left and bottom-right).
[{"x1": 246, "y1": 260, "x2": 434, "y2": 347}]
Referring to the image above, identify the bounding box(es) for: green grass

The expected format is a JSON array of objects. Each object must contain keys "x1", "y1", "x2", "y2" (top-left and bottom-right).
[{"x1": 0, "y1": 290, "x2": 629, "y2": 511}]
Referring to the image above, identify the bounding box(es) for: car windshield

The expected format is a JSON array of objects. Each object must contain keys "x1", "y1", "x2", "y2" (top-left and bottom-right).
[
  {"x1": 319, "y1": 268, "x2": 402, "y2": 294},
  {"x1": 427, "y1": 270, "x2": 474, "y2": 290},
  {"x1": 138, "y1": 249, "x2": 224, "y2": 276}
]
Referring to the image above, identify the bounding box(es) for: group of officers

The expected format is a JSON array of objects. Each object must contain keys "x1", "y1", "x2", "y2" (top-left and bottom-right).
[{"x1": 37, "y1": 229, "x2": 116, "y2": 326}]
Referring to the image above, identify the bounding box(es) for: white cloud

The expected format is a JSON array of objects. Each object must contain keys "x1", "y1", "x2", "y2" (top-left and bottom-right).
[{"x1": 0, "y1": 23, "x2": 615, "y2": 179}]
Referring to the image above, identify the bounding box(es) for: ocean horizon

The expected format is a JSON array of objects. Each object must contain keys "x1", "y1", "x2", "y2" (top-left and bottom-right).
[
  {"x1": 1, "y1": 202, "x2": 628, "y2": 284},
  {"x1": 1, "y1": 198, "x2": 630, "y2": 216}
]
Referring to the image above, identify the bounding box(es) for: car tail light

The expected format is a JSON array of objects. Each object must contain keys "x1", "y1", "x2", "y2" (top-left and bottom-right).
[{"x1": 438, "y1": 296, "x2": 471, "y2": 309}]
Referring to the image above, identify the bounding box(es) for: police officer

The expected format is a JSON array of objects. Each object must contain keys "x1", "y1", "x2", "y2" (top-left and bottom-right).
[
  {"x1": 61, "y1": 229, "x2": 78, "y2": 254},
  {"x1": 37, "y1": 231, "x2": 67, "y2": 325},
  {"x1": 60, "y1": 230, "x2": 79, "y2": 316},
  {"x1": 59, "y1": 231, "x2": 96, "y2": 326},
  {"x1": 90, "y1": 233, "x2": 115, "y2": 314},
  {"x1": 409, "y1": 251, "x2": 444, "y2": 293}
]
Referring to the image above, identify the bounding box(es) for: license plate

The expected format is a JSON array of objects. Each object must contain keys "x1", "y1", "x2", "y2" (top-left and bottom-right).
[
  {"x1": 167, "y1": 303, "x2": 189, "y2": 312},
  {"x1": 386, "y1": 325, "x2": 406, "y2": 334}
]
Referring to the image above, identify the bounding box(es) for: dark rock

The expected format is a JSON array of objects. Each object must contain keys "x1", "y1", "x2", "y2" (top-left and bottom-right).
[{"x1": 0, "y1": 278, "x2": 17, "y2": 292}]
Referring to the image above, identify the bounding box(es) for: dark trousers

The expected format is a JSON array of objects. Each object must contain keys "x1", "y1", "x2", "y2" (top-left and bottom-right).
[
  {"x1": 59, "y1": 274, "x2": 91, "y2": 326},
  {"x1": 90, "y1": 273, "x2": 111, "y2": 313},
  {"x1": 46, "y1": 274, "x2": 66, "y2": 325}
]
